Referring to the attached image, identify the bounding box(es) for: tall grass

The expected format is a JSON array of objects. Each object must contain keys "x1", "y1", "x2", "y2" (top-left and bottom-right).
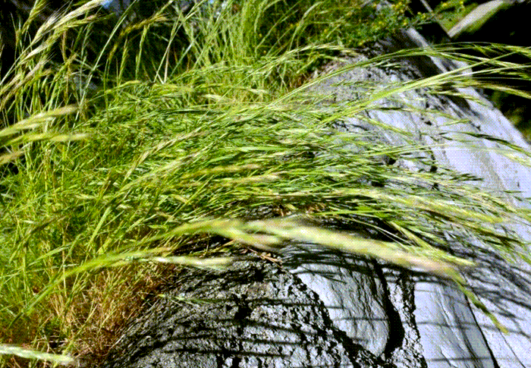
[{"x1": 1, "y1": 0, "x2": 530, "y2": 366}]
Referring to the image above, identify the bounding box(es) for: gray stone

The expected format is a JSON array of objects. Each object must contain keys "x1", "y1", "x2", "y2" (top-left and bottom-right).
[
  {"x1": 448, "y1": 0, "x2": 514, "y2": 39},
  {"x1": 282, "y1": 244, "x2": 391, "y2": 357},
  {"x1": 290, "y1": 28, "x2": 531, "y2": 368},
  {"x1": 101, "y1": 260, "x2": 386, "y2": 368}
]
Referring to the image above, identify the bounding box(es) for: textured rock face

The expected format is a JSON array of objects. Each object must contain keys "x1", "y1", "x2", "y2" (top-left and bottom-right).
[
  {"x1": 287, "y1": 28, "x2": 531, "y2": 367},
  {"x1": 101, "y1": 260, "x2": 386, "y2": 368},
  {"x1": 282, "y1": 245, "x2": 426, "y2": 367},
  {"x1": 101, "y1": 29, "x2": 531, "y2": 368}
]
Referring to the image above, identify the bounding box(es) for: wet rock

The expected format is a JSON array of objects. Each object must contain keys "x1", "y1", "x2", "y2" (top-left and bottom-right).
[
  {"x1": 101, "y1": 260, "x2": 386, "y2": 368},
  {"x1": 292, "y1": 27, "x2": 531, "y2": 367},
  {"x1": 282, "y1": 245, "x2": 429, "y2": 367},
  {"x1": 282, "y1": 244, "x2": 392, "y2": 358}
]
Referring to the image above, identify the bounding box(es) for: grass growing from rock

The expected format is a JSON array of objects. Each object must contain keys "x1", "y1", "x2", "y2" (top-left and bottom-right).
[{"x1": 1, "y1": 0, "x2": 531, "y2": 366}]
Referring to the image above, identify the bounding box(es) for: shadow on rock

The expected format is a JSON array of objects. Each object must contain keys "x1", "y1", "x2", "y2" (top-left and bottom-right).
[{"x1": 100, "y1": 259, "x2": 387, "y2": 368}]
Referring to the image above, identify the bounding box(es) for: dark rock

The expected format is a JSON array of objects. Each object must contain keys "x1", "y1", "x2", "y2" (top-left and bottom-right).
[
  {"x1": 101, "y1": 259, "x2": 387, "y2": 368},
  {"x1": 282, "y1": 244, "x2": 393, "y2": 359}
]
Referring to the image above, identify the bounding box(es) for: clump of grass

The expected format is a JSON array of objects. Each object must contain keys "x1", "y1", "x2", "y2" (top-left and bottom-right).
[{"x1": 1, "y1": 0, "x2": 531, "y2": 366}]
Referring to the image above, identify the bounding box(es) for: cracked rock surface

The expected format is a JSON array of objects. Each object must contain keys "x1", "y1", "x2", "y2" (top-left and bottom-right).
[{"x1": 101, "y1": 260, "x2": 386, "y2": 368}]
